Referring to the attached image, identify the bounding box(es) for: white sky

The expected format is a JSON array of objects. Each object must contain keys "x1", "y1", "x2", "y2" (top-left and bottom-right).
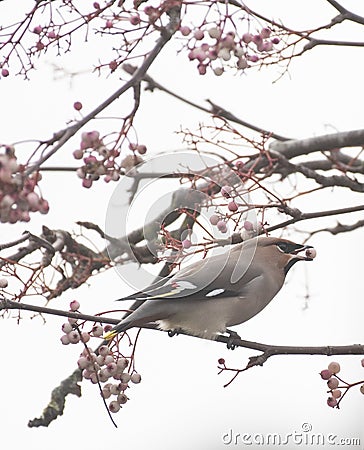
[{"x1": 0, "y1": 1, "x2": 363, "y2": 449}]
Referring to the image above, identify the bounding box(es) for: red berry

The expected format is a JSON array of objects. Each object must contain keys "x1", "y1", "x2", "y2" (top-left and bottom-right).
[
  {"x1": 327, "y1": 397, "x2": 337, "y2": 408},
  {"x1": 105, "y1": 20, "x2": 113, "y2": 28},
  {"x1": 109, "y1": 60, "x2": 118, "y2": 71},
  {"x1": 228, "y1": 201, "x2": 238, "y2": 212},
  {"x1": 320, "y1": 369, "x2": 332, "y2": 380},
  {"x1": 218, "y1": 358, "x2": 225, "y2": 365},
  {"x1": 73, "y1": 101, "x2": 83, "y2": 111},
  {"x1": 129, "y1": 15, "x2": 140, "y2": 25},
  {"x1": 82, "y1": 178, "x2": 93, "y2": 189},
  {"x1": 1, "y1": 68, "x2": 9, "y2": 77}
]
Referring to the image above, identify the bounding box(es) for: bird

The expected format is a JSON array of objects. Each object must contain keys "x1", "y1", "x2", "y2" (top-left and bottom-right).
[{"x1": 104, "y1": 236, "x2": 316, "y2": 343}]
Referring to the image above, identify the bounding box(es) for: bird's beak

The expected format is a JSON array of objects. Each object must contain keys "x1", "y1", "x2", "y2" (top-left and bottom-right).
[{"x1": 290, "y1": 245, "x2": 316, "y2": 261}]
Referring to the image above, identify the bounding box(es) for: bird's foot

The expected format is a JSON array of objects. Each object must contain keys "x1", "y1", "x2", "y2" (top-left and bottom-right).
[
  {"x1": 225, "y1": 329, "x2": 241, "y2": 350},
  {"x1": 168, "y1": 328, "x2": 181, "y2": 337}
]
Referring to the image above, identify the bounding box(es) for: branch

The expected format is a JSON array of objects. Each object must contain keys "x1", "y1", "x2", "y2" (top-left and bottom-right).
[
  {"x1": 270, "y1": 129, "x2": 364, "y2": 159},
  {"x1": 25, "y1": 9, "x2": 180, "y2": 175}
]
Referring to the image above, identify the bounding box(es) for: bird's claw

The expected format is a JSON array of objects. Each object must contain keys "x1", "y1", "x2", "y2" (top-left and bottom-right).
[
  {"x1": 225, "y1": 329, "x2": 241, "y2": 350},
  {"x1": 168, "y1": 328, "x2": 181, "y2": 337}
]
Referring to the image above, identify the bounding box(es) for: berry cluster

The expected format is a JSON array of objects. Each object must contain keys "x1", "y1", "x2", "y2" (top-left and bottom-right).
[
  {"x1": 180, "y1": 25, "x2": 279, "y2": 75},
  {"x1": 0, "y1": 146, "x2": 49, "y2": 223},
  {"x1": 73, "y1": 131, "x2": 146, "y2": 188},
  {"x1": 208, "y1": 183, "x2": 258, "y2": 237},
  {"x1": 320, "y1": 360, "x2": 364, "y2": 408},
  {"x1": 60, "y1": 300, "x2": 142, "y2": 414}
]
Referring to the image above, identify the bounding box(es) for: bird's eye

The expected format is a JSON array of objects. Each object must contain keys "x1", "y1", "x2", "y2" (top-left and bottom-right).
[{"x1": 276, "y1": 242, "x2": 289, "y2": 253}]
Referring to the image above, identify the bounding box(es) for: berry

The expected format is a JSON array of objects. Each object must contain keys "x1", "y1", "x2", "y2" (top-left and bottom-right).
[
  {"x1": 73, "y1": 101, "x2": 82, "y2": 111},
  {"x1": 136, "y1": 144, "x2": 147, "y2": 155},
  {"x1": 117, "y1": 393, "x2": 128, "y2": 404},
  {"x1": 130, "y1": 373, "x2": 141, "y2": 384},
  {"x1": 306, "y1": 248, "x2": 317, "y2": 259},
  {"x1": 82, "y1": 178, "x2": 93, "y2": 189},
  {"x1": 0, "y1": 278, "x2": 8, "y2": 288},
  {"x1": 77, "y1": 357, "x2": 90, "y2": 370},
  {"x1": 80, "y1": 332, "x2": 90, "y2": 343},
  {"x1": 116, "y1": 358, "x2": 128, "y2": 372},
  {"x1": 68, "y1": 330, "x2": 80, "y2": 344},
  {"x1": 213, "y1": 67, "x2": 224, "y2": 76},
  {"x1": 69, "y1": 300, "x2": 80, "y2": 311},
  {"x1": 105, "y1": 20, "x2": 113, "y2": 29},
  {"x1": 361, "y1": 359, "x2": 364, "y2": 368},
  {"x1": 327, "y1": 378, "x2": 339, "y2": 390},
  {"x1": 260, "y1": 28, "x2": 271, "y2": 39},
  {"x1": 92, "y1": 325, "x2": 104, "y2": 337},
  {"x1": 218, "y1": 358, "x2": 225, "y2": 365},
  {"x1": 33, "y1": 26, "x2": 43, "y2": 34},
  {"x1": 320, "y1": 369, "x2": 332, "y2": 380},
  {"x1": 98, "y1": 345, "x2": 110, "y2": 357},
  {"x1": 182, "y1": 239, "x2": 192, "y2": 249},
  {"x1": 179, "y1": 26, "x2": 191, "y2": 36},
  {"x1": 73, "y1": 149, "x2": 84, "y2": 159},
  {"x1": 210, "y1": 214, "x2": 220, "y2": 225},
  {"x1": 228, "y1": 201, "x2": 238, "y2": 212},
  {"x1": 327, "y1": 397, "x2": 337, "y2": 408},
  {"x1": 216, "y1": 220, "x2": 226, "y2": 231},
  {"x1": 208, "y1": 27, "x2": 222, "y2": 39},
  {"x1": 1, "y1": 68, "x2": 9, "y2": 77},
  {"x1": 360, "y1": 384, "x2": 364, "y2": 395},
  {"x1": 242, "y1": 33, "x2": 252, "y2": 44},
  {"x1": 194, "y1": 29, "x2": 204, "y2": 40},
  {"x1": 109, "y1": 401, "x2": 120, "y2": 413},
  {"x1": 129, "y1": 15, "x2": 140, "y2": 26},
  {"x1": 60, "y1": 334, "x2": 70, "y2": 345},
  {"x1": 328, "y1": 362, "x2": 340, "y2": 374},
  {"x1": 109, "y1": 60, "x2": 118, "y2": 71},
  {"x1": 61, "y1": 322, "x2": 73, "y2": 334},
  {"x1": 332, "y1": 389, "x2": 342, "y2": 399},
  {"x1": 120, "y1": 373, "x2": 131, "y2": 384},
  {"x1": 221, "y1": 185, "x2": 232, "y2": 198},
  {"x1": 243, "y1": 220, "x2": 254, "y2": 231}
]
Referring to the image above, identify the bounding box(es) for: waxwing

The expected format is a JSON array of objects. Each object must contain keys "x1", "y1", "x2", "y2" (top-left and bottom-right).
[{"x1": 105, "y1": 236, "x2": 316, "y2": 341}]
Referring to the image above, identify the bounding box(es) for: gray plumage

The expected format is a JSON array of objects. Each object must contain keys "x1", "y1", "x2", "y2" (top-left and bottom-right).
[{"x1": 105, "y1": 236, "x2": 315, "y2": 340}]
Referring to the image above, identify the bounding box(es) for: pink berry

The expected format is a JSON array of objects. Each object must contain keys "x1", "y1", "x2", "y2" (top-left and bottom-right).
[
  {"x1": 243, "y1": 220, "x2": 254, "y2": 231},
  {"x1": 320, "y1": 369, "x2": 332, "y2": 380},
  {"x1": 92, "y1": 325, "x2": 103, "y2": 337},
  {"x1": 130, "y1": 15, "x2": 140, "y2": 25},
  {"x1": 82, "y1": 178, "x2": 93, "y2": 189},
  {"x1": 109, "y1": 401, "x2": 121, "y2": 413},
  {"x1": 242, "y1": 33, "x2": 252, "y2": 44},
  {"x1": 109, "y1": 60, "x2": 118, "y2": 71},
  {"x1": 197, "y1": 64, "x2": 206, "y2": 75},
  {"x1": 248, "y1": 54, "x2": 259, "y2": 62},
  {"x1": 210, "y1": 214, "x2": 220, "y2": 225},
  {"x1": 116, "y1": 358, "x2": 128, "y2": 372},
  {"x1": 328, "y1": 362, "x2": 341, "y2": 374},
  {"x1": 332, "y1": 389, "x2": 342, "y2": 399},
  {"x1": 68, "y1": 330, "x2": 80, "y2": 344},
  {"x1": 327, "y1": 378, "x2": 339, "y2": 390},
  {"x1": 0, "y1": 278, "x2": 8, "y2": 288},
  {"x1": 69, "y1": 300, "x2": 80, "y2": 311},
  {"x1": 77, "y1": 356, "x2": 90, "y2": 370},
  {"x1": 117, "y1": 393, "x2": 128, "y2": 404},
  {"x1": 81, "y1": 332, "x2": 90, "y2": 343},
  {"x1": 1, "y1": 68, "x2": 9, "y2": 77},
  {"x1": 73, "y1": 149, "x2": 84, "y2": 159},
  {"x1": 119, "y1": 373, "x2": 131, "y2": 384},
  {"x1": 179, "y1": 26, "x2": 191, "y2": 36},
  {"x1": 221, "y1": 185, "x2": 232, "y2": 198},
  {"x1": 73, "y1": 101, "x2": 83, "y2": 111},
  {"x1": 93, "y1": 2, "x2": 100, "y2": 8},
  {"x1": 327, "y1": 397, "x2": 337, "y2": 408},
  {"x1": 99, "y1": 345, "x2": 110, "y2": 357},
  {"x1": 105, "y1": 20, "x2": 113, "y2": 29},
  {"x1": 39, "y1": 199, "x2": 49, "y2": 214},
  {"x1": 47, "y1": 31, "x2": 57, "y2": 39},
  {"x1": 361, "y1": 359, "x2": 364, "y2": 368},
  {"x1": 228, "y1": 201, "x2": 238, "y2": 212},
  {"x1": 136, "y1": 144, "x2": 147, "y2": 155},
  {"x1": 216, "y1": 220, "x2": 226, "y2": 230},
  {"x1": 260, "y1": 28, "x2": 271, "y2": 39},
  {"x1": 60, "y1": 334, "x2": 70, "y2": 345},
  {"x1": 33, "y1": 26, "x2": 43, "y2": 34},
  {"x1": 182, "y1": 239, "x2": 192, "y2": 249},
  {"x1": 62, "y1": 322, "x2": 73, "y2": 333},
  {"x1": 194, "y1": 29, "x2": 204, "y2": 40},
  {"x1": 36, "y1": 41, "x2": 45, "y2": 51},
  {"x1": 271, "y1": 37, "x2": 280, "y2": 44},
  {"x1": 131, "y1": 373, "x2": 141, "y2": 384}
]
